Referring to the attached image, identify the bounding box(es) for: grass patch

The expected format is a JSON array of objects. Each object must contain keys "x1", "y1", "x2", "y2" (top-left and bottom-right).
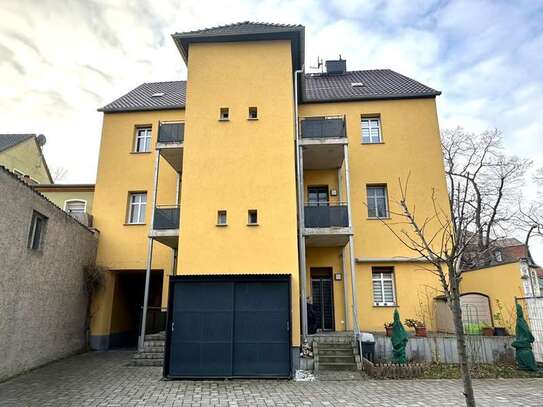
[{"x1": 421, "y1": 363, "x2": 543, "y2": 379}]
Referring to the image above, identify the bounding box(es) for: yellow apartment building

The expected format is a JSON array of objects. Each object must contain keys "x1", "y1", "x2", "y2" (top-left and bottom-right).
[{"x1": 88, "y1": 22, "x2": 529, "y2": 377}]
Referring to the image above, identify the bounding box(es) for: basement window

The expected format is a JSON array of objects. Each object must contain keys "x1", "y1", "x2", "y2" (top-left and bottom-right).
[
  {"x1": 248, "y1": 107, "x2": 258, "y2": 120},
  {"x1": 217, "y1": 210, "x2": 227, "y2": 226},
  {"x1": 248, "y1": 209, "x2": 258, "y2": 225},
  {"x1": 219, "y1": 108, "x2": 230, "y2": 121},
  {"x1": 28, "y1": 210, "x2": 48, "y2": 250}
]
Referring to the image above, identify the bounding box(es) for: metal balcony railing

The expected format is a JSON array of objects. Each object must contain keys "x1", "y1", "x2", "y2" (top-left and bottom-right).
[
  {"x1": 301, "y1": 117, "x2": 345, "y2": 139},
  {"x1": 153, "y1": 205, "x2": 180, "y2": 229},
  {"x1": 158, "y1": 122, "x2": 184, "y2": 143},
  {"x1": 304, "y1": 203, "x2": 349, "y2": 228}
]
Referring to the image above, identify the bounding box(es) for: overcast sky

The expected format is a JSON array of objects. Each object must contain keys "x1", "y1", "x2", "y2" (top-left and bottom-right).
[{"x1": 1, "y1": 0, "x2": 542, "y2": 257}]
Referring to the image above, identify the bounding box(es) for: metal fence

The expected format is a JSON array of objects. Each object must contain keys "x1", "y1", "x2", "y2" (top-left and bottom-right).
[
  {"x1": 300, "y1": 117, "x2": 345, "y2": 139},
  {"x1": 158, "y1": 122, "x2": 184, "y2": 143},
  {"x1": 304, "y1": 204, "x2": 349, "y2": 228},
  {"x1": 515, "y1": 296, "x2": 543, "y2": 363},
  {"x1": 153, "y1": 206, "x2": 180, "y2": 229}
]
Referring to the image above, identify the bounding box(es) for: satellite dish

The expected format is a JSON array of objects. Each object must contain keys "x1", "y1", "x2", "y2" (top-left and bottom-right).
[{"x1": 36, "y1": 134, "x2": 46, "y2": 146}]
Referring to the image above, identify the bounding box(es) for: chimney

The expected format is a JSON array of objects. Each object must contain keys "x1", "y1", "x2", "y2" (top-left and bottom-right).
[{"x1": 325, "y1": 56, "x2": 346, "y2": 74}]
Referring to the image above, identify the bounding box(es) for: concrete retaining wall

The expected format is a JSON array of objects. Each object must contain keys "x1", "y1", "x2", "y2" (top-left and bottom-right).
[{"x1": 0, "y1": 168, "x2": 98, "y2": 381}]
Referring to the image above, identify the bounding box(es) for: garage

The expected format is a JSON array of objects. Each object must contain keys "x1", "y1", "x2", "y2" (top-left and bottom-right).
[{"x1": 164, "y1": 275, "x2": 291, "y2": 378}]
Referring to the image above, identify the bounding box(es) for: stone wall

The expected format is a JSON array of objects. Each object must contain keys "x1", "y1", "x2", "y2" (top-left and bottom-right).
[{"x1": 0, "y1": 168, "x2": 98, "y2": 381}]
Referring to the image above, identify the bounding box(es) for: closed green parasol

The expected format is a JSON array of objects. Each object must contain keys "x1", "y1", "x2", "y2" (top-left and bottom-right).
[
  {"x1": 391, "y1": 309, "x2": 408, "y2": 364},
  {"x1": 511, "y1": 303, "x2": 538, "y2": 371}
]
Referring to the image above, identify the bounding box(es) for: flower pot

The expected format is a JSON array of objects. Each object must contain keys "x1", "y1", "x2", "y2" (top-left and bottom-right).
[
  {"x1": 482, "y1": 327, "x2": 494, "y2": 336},
  {"x1": 494, "y1": 327, "x2": 507, "y2": 336},
  {"x1": 415, "y1": 326, "x2": 427, "y2": 337},
  {"x1": 385, "y1": 326, "x2": 393, "y2": 337}
]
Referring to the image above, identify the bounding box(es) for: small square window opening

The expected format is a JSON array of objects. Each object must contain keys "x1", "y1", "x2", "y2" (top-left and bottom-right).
[
  {"x1": 219, "y1": 108, "x2": 230, "y2": 121},
  {"x1": 248, "y1": 209, "x2": 258, "y2": 225},
  {"x1": 217, "y1": 210, "x2": 227, "y2": 225},
  {"x1": 248, "y1": 107, "x2": 258, "y2": 119}
]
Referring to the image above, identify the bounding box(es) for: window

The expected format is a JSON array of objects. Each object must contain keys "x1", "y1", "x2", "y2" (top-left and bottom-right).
[
  {"x1": 361, "y1": 117, "x2": 382, "y2": 143},
  {"x1": 28, "y1": 211, "x2": 48, "y2": 250},
  {"x1": 219, "y1": 108, "x2": 230, "y2": 121},
  {"x1": 494, "y1": 250, "x2": 503, "y2": 262},
  {"x1": 367, "y1": 185, "x2": 388, "y2": 218},
  {"x1": 127, "y1": 192, "x2": 147, "y2": 224},
  {"x1": 248, "y1": 107, "x2": 258, "y2": 119},
  {"x1": 372, "y1": 268, "x2": 396, "y2": 306},
  {"x1": 308, "y1": 186, "x2": 329, "y2": 207},
  {"x1": 134, "y1": 127, "x2": 152, "y2": 152},
  {"x1": 217, "y1": 210, "x2": 227, "y2": 226},
  {"x1": 65, "y1": 200, "x2": 86, "y2": 213},
  {"x1": 248, "y1": 209, "x2": 258, "y2": 225}
]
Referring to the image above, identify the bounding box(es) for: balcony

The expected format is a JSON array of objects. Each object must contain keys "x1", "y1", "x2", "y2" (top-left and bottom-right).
[
  {"x1": 157, "y1": 122, "x2": 184, "y2": 173},
  {"x1": 303, "y1": 203, "x2": 351, "y2": 247},
  {"x1": 149, "y1": 205, "x2": 179, "y2": 248},
  {"x1": 300, "y1": 117, "x2": 347, "y2": 170}
]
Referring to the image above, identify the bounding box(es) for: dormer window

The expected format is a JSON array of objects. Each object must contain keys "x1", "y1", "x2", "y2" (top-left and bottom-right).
[{"x1": 219, "y1": 108, "x2": 230, "y2": 121}]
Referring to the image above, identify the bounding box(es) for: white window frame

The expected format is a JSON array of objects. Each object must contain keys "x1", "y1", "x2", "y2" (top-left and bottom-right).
[
  {"x1": 372, "y1": 270, "x2": 396, "y2": 306},
  {"x1": 28, "y1": 211, "x2": 47, "y2": 250},
  {"x1": 367, "y1": 185, "x2": 389, "y2": 218},
  {"x1": 64, "y1": 199, "x2": 87, "y2": 213},
  {"x1": 127, "y1": 192, "x2": 147, "y2": 224},
  {"x1": 134, "y1": 127, "x2": 152, "y2": 153},
  {"x1": 361, "y1": 117, "x2": 382, "y2": 144},
  {"x1": 494, "y1": 250, "x2": 503, "y2": 262},
  {"x1": 219, "y1": 108, "x2": 230, "y2": 121}
]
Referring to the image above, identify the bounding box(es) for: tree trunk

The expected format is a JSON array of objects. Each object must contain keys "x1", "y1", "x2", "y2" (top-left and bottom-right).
[{"x1": 449, "y1": 272, "x2": 476, "y2": 407}]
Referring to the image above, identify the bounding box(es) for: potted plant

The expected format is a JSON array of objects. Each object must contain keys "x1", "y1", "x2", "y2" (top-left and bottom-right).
[
  {"x1": 405, "y1": 318, "x2": 427, "y2": 337},
  {"x1": 493, "y1": 300, "x2": 508, "y2": 336},
  {"x1": 481, "y1": 322, "x2": 494, "y2": 336},
  {"x1": 384, "y1": 322, "x2": 393, "y2": 337}
]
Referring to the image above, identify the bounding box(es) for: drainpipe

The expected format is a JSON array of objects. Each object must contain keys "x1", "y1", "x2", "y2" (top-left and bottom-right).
[
  {"x1": 138, "y1": 148, "x2": 161, "y2": 351},
  {"x1": 343, "y1": 143, "x2": 360, "y2": 337},
  {"x1": 294, "y1": 66, "x2": 308, "y2": 342},
  {"x1": 338, "y1": 166, "x2": 350, "y2": 331}
]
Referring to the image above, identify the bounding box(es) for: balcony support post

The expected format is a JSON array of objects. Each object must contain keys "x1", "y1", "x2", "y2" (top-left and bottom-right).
[
  {"x1": 338, "y1": 166, "x2": 350, "y2": 331},
  {"x1": 343, "y1": 144, "x2": 360, "y2": 336},
  {"x1": 138, "y1": 150, "x2": 161, "y2": 352},
  {"x1": 294, "y1": 67, "x2": 308, "y2": 342},
  {"x1": 171, "y1": 171, "x2": 180, "y2": 276}
]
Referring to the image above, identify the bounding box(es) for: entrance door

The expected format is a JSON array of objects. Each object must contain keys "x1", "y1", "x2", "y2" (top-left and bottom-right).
[
  {"x1": 308, "y1": 186, "x2": 329, "y2": 207},
  {"x1": 310, "y1": 268, "x2": 334, "y2": 332}
]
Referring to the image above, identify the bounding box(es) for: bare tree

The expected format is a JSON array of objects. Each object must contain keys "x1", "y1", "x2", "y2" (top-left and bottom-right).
[
  {"x1": 52, "y1": 166, "x2": 68, "y2": 183},
  {"x1": 379, "y1": 176, "x2": 478, "y2": 406},
  {"x1": 441, "y1": 128, "x2": 531, "y2": 265},
  {"x1": 515, "y1": 167, "x2": 543, "y2": 263}
]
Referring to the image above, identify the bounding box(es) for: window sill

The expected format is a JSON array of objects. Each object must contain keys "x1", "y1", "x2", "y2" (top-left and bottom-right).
[
  {"x1": 247, "y1": 118, "x2": 259, "y2": 121},
  {"x1": 373, "y1": 304, "x2": 398, "y2": 308},
  {"x1": 129, "y1": 151, "x2": 152, "y2": 155},
  {"x1": 247, "y1": 223, "x2": 259, "y2": 226},
  {"x1": 361, "y1": 142, "x2": 385, "y2": 145},
  {"x1": 218, "y1": 118, "x2": 230, "y2": 122},
  {"x1": 124, "y1": 223, "x2": 146, "y2": 226},
  {"x1": 216, "y1": 223, "x2": 228, "y2": 227},
  {"x1": 367, "y1": 217, "x2": 391, "y2": 220}
]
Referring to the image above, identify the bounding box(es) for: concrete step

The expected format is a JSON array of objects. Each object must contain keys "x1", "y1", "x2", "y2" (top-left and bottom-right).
[
  {"x1": 132, "y1": 358, "x2": 163, "y2": 367},
  {"x1": 319, "y1": 355, "x2": 356, "y2": 364},
  {"x1": 318, "y1": 348, "x2": 354, "y2": 356},
  {"x1": 144, "y1": 332, "x2": 166, "y2": 341},
  {"x1": 143, "y1": 340, "x2": 165, "y2": 348},
  {"x1": 133, "y1": 352, "x2": 164, "y2": 360},
  {"x1": 143, "y1": 345, "x2": 165, "y2": 353},
  {"x1": 319, "y1": 362, "x2": 357, "y2": 371}
]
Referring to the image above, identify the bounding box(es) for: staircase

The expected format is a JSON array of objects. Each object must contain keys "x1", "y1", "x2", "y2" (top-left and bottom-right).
[
  {"x1": 311, "y1": 332, "x2": 361, "y2": 371},
  {"x1": 132, "y1": 332, "x2": 165, "y2": 366}
]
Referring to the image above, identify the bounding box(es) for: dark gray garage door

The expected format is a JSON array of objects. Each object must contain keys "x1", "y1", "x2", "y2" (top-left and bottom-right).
[{"x1": 164, "y1": 275, "x2": 291, "y2": 378}]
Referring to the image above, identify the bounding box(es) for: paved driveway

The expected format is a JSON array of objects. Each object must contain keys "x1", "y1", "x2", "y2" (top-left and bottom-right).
[{"x1": 0, "y1": 351, "x2": 542, "y2": 406}]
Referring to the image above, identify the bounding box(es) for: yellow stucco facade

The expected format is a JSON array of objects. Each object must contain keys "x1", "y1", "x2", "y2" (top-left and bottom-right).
[{"x1": 88, "y1": 23, "x2": 525, "y2": 355}]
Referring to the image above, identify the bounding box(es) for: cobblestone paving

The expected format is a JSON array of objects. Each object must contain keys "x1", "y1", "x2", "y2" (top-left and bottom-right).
[{"x1": 1, "y1": 351, "x2": 542, "y2": 406}]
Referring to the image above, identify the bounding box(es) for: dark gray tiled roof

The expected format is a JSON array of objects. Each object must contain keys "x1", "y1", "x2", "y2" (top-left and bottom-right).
[
  {"x1": 0, "y1": 134, "x2": 34, "y2": 152},
  {"x1": 98, "y1": 81, "x2": 186, "y2": 112},
  {"x1": 303, "y1": 69, "x2": 440, "y2": 103},
  {"x1": 173, "y1": 21, "x2": 304, "y2": 37},
  {"x1": 98, "y1": 69, "x2": 440, "y2": 113}
]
